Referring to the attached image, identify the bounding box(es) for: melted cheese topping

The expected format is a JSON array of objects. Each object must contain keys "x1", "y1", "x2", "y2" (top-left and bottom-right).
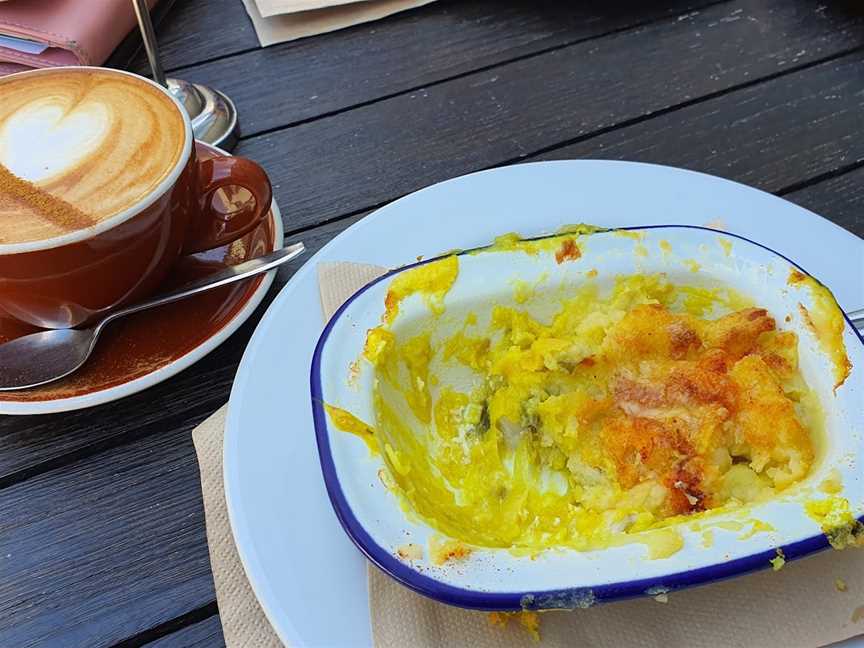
[{"x1": 353, "y1": 271, "x2": 823, "y2": 556}]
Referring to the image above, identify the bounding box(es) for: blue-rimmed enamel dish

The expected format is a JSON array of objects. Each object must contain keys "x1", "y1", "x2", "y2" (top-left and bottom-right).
[{"x1": 312, "y1": 224, "x2": 863, "y2": 611}]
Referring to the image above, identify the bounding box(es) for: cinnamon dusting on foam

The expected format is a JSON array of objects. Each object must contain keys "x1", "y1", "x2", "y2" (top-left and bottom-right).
[{"x1": 0, "y1": 163, "x2": 97, "y2": 241}]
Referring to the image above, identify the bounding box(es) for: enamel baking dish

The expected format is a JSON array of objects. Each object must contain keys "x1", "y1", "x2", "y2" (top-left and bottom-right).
[{"x1": 311, "y1": 225, "x2": 863, "y2": 610}]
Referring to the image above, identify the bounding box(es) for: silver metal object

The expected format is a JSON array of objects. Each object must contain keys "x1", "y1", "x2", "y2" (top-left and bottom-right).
[
  {"x1": 0, "y1": 243, "x2": 305, "y2": 391},
  {"x1": 849, "y1": 307, "x2": 864, "y2": 334},
  {"x1": 132, "y1": 0, "x2": 239, "y2": 150},
  {"x1": 131, "y1": 0, "x2": 166, "y2": 87}
]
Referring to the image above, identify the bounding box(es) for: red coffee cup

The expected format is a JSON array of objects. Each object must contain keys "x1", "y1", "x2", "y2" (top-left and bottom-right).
[{"x1": 0, "y1": 67, "x2": 272, "y2": 329}]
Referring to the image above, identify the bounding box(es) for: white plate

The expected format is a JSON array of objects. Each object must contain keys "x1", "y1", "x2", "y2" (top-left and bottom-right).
[{"x1": 224, "y1": 161, "x2": 864, "y2": 646}]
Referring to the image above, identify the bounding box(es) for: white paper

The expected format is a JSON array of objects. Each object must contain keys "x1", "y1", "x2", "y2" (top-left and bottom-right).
[
  {"x1": 241, "y1": 0, "x2": 435, "y2": 46},
  {"x1": 255, "y1": 0, "x2": 370, "y2": 19}
]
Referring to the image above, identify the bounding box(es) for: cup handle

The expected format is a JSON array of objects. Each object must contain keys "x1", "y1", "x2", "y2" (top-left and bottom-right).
[{"x1": 182, "y1": 155, "x2": 273, "y2": 255}]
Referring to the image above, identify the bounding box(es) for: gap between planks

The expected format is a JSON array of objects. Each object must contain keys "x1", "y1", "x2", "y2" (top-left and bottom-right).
[{"x1": 112, "y1": 602, "x2": 219, "y2": 648}]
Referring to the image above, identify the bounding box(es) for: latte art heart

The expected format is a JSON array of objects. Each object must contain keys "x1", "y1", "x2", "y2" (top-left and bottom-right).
[
  {"x1": 0, "y1": 69, "x2": 186, "y2": 245},
  {"x1": 2, "y1": 100, "x2": 112, "y2": 184}
]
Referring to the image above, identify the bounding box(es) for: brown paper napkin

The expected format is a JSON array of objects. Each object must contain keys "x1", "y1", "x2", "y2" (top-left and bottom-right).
[
  {"x1": 193, "y1": 260, "x2": 864, "y2": 647},
  {"x1": 193, "y1": 407, "x2": 283, "y2": 648},
  {"x1": 369, "y1": 552, "x2": 864, "y2": 648},
  {"x1": 241, "y1": 0, "x2": 435, "y2": 46}
]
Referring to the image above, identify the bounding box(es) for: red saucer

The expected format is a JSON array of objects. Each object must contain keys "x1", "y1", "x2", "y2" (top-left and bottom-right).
[{"x1": 0, "y1": 143, "x2": 281, "y2": 410}]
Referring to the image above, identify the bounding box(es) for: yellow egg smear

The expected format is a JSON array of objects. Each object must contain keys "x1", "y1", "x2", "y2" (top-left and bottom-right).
[
  {"x1": 489, "y1": 610, "x2": 541, "y2": 642},
  {"x1": 510, "y1": 274, "x2": 549, "y2": 305},
  {"x1": 383, "y1": 255, "x2": 459, "y2": 324},
  {"x1": 477, "y1": 224, "x2": 608, "y2": 265},
  {"x1": 324, "y1": 404, "x2": 380, "y2": 455},
  {"x1": 355, "y1": 271, "x2": 826, "y2": 558},
  {"x1": 787, "y1": 268, "x2": 852, "y2": 391},
  {"x1": 429, "y1": 535, "x2": 473, "y2": 565},
  {"x1": 770, "y1": 548, "x2": 786, "y2": 571},
  {"x1": 805, "y1": 496, "x2": 864, "y2": 550},
  {"x1": 483, "y1": 232, "x2": 583, "y2": 265}
]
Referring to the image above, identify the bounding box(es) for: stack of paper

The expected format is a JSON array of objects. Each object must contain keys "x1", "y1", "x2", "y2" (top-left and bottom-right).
[{"x1": 242, "y1": 0, "x2": 435, "y2": 46}]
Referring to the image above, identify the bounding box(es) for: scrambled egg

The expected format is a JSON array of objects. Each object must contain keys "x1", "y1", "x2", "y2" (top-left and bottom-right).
[
  {"x1": 489, "y1": 610, "x2": 541, "y2": 641},
  {"x1": 770, "y1": 548, "x2": 786, "y2": 571},
  {"x1": 805, "y1": 496, "x2": 864, "y2": 550},
  {"x1": 331, "y1": 252, "x2": 832, "y2": 557},
  {"x1": 383, "y1": 255, "x2": 458, "y2": 324},
  {"x1": 429, "y1": 536, "x2": 473, "y2": 565},
  {"x1": 787, "y1": 269, "x2": 852, "y2": 390},
  {"x1": 323, "y1": 404, "x2": 379, "y2": 454}
]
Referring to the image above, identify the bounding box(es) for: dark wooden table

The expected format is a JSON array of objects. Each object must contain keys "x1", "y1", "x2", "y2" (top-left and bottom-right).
[{"x1": 1, "y1": 0, "x2": 863, "y2": 645}]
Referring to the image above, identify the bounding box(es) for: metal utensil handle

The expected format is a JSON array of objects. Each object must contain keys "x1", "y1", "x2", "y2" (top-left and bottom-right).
[
  {"x1": 99, "y1": 243, "x2": 304, "y2": 329},
  {"x1": 132, "y1": 0, "x2": 167, "y2": 88},
  {"x1": 848, "y1": 307, "x2": 864, "y2": 334}
]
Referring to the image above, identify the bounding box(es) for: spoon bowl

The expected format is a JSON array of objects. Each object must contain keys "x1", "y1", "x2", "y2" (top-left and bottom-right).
[{"x1": 0, "y1": 328, "x2": 96, "y2": 390}]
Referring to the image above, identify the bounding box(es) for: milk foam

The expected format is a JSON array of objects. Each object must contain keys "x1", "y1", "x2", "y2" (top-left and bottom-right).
[
  {"x1": 0, "y1": 69, "x2": 186, "y2": 245},
  {"x1": 0, "y1": 100, "x2": 111, "y2": 183}
]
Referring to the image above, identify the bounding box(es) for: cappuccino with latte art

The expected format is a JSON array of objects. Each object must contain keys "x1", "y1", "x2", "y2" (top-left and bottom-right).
[
  {"x1": 0, "y1": 68, "x2": 186, "y2": 245},
  {"x1": 0, "y1": 66, "x2": 272, "y2": 330}
]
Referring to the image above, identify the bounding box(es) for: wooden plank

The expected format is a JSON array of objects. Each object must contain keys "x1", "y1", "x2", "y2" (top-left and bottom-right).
[
  {"x1": 0, "y1": 429, "x2": 213, "y2": 648},
  {"x1": 141, "y1": 615, "x2": 225, "y2": 648},
  {"x1": 0, "y1": 335, "x2": 246, "y2": 487},
  {"x1": 235, "y1": 0, "x2": 864, "y2": 234},
  {"x1": 178, "y1": 0, "x2": 724, "y2": 137},
  {"x1": 782, "y1": 166, "x2": 864, "y2": 240},
  {"x1": 121, "y1": 0, "x2": 259, "y2": 74},
  {"x1": 530, "y1": 55, "x2": 864, "y2": 196}
]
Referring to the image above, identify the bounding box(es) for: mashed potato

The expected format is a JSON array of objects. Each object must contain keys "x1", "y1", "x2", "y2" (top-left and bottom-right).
[{"x1": 344, "y1": 260, "x2": 822, "y2": 554}]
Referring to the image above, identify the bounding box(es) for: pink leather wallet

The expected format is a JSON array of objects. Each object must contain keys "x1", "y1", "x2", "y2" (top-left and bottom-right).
[{"x1": 0, "y1": 0, "x2": 157, "y2": 73}]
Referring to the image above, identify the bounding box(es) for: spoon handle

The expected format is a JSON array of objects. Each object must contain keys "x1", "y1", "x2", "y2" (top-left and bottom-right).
[
  {"x1": 131, "y1": 0, "x2": 168, "y2": 88},
  {"x1": 99, "y1": 243, "x2": 305, "y2": 328},
  {"x1": 848, "y1": 307, "x2": 864, "y2": 334}
]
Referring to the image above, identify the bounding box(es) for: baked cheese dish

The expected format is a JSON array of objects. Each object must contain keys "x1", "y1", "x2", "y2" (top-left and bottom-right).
[{"x1": 336, "y1": 258, "x2": 824, "y2": 554}]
